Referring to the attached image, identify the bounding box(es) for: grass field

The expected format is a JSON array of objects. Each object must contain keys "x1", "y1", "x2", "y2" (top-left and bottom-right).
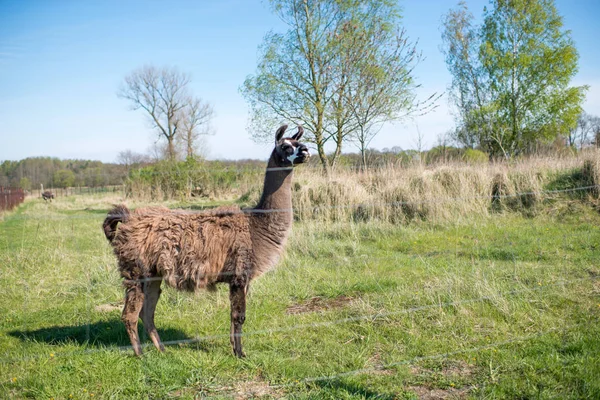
[{"x1": 1, "y1": 192, "x2": 599, "y2": 399}]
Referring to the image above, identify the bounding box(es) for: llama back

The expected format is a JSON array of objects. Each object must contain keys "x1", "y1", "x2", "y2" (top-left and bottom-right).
[{"x1": 111, "y1": 205, "x2": 252, "y2": 290}]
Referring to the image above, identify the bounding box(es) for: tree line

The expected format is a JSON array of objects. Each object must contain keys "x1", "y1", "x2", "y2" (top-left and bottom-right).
[
  {"x1": 0, "y1": 157, "x2": 126, "y2": 190},
  {"x1": 93, "y1": 0, "x2": 600, "y2": 175},
  {"x1": 118, "y1": 0, "x2": 597, "y2": 173}
]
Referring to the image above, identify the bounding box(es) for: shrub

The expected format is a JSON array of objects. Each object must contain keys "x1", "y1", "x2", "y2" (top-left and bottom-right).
[
  {"x1": 125, "y1": 159, "x2": 263, "y2": 200},
  {"x1": 463, "y1": 149, "x2": 488, "y2": 164}
]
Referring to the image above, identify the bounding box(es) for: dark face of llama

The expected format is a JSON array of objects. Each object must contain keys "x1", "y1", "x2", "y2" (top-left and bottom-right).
[{"x1": 273, "y1": 125, "x2": 310, "y2": 167}]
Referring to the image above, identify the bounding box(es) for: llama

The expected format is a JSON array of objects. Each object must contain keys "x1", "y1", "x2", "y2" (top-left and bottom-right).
[{"x1": 103, "y1": 125, "x2": 309, "y2": 357}]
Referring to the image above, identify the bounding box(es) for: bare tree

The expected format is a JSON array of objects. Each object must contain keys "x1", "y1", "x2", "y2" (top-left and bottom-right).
[
  {"x1": 179, "y1": 96, "x2": 214, "y2": 160},
  {"x1": 434, "y1": 130, "x2": 455, "y2": 163},
  {"x1": 412, "y1": 124, "x2": 427, "y2": 166},
  {"x1": 568, "y1": 111, "x2": 600, "y2": 148},
  {"x1": 147, "y1": 141, "x2": 169, "y2": 162},
  {"x1": 118, "y1": 66, "x2": 212, "y2": 160},
  {"x1": 117, "y1": 150, "x2": 150, "y2": 172}
]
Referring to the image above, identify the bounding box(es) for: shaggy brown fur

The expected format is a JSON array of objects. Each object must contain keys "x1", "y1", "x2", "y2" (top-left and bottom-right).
[
  {"x1": 112, "y1": 206, "x2": 251, "y2": 291},
  {"x1": 103, "y1": 125, "x2": 309, "y2": 357}
]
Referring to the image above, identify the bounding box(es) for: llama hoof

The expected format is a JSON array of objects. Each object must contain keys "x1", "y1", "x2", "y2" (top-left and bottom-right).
[{"x1": 234, "y1": 350, "x2": 246, "y2": 358}]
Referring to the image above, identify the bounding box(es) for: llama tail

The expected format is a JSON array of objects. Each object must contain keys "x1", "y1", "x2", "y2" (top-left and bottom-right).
[{"x1": 103, "y1": 204, "x2": 130, "y2": 243}]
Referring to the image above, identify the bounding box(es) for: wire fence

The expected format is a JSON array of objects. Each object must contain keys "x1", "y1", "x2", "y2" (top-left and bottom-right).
[
  {"x1": 2, "y1": 183, "x2": 599, "y2": 221},
  {"x1": 122, "y1": 275, "x2": 591, "y2": 351},
  {"x1": 1, "y1": 176, "x2": 598, "y2": 397},
  {"x1": 27, "y1": 186, "x2": 124, "y2": 199},
  {"x1": 269, "y1": 323, "x2": 579, "y2": 389},
  {"x1": 6, "y1": 166, "x2": 298, "y2": 195},
  {"x1": 1, "y1": 273, "x2": 593, "y2": 365},
  {"x1": 11, "y1": 155, "x2": 595, "y2": 203},
  {"x1": 195, "y1": 322, "x2": 580, "y2": 398},
  {"x1": 194, "y1": 322, "x2": 583, "y2": 398}
]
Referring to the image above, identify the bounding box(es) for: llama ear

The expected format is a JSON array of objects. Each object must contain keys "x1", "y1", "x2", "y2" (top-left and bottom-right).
[
  {"x1": 275, "y1": 125, "x2": 288, "y2": 143},
  {"x1": 291, "y1": 126, "x2": 304, "y2": 140}
]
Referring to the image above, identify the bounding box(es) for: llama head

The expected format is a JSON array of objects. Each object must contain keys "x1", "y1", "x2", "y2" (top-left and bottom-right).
[{"x1": 272, "y1": 125, "x2": 310, "y2": 167}]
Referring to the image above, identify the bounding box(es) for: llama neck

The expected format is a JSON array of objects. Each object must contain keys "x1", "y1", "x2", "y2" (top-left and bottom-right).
[
  {"x1": 254, "y1": 154, "x2": 293, "y2": 212},
  {"x1": 249, "y1": 154, "x2": 294, "y2": 276}
]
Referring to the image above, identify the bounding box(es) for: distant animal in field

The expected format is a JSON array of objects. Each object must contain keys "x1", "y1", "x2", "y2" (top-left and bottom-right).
[
  {"x1": 41, "y1": 191, "x2": 55, "y2": 201},
  {"x1": 103, "y1": 125, "x2": 309, "y2": 357}
]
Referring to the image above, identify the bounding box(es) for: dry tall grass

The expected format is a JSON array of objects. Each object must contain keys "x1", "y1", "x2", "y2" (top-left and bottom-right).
[
  {"x1": 122, "y1": 151, "x2": 600, "y2": 224},
  {"x1": 283, "y1": 150, "x2": 600, "y2": 223}
]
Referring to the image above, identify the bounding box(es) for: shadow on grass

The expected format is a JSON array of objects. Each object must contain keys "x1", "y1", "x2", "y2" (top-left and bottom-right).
[
  {"x1": 8, "y1": 319, "x2": 202, "y2": 350},
  {"x1": 545, "y1": 164, "x2": 598, "y2": 199},
  {"x1": 312, "y1": 380, "x2": 397, "y2": 400}
]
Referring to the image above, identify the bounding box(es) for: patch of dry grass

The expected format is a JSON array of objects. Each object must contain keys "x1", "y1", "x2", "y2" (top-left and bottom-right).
[{"x1": 285, "y1": 151, "x2": 600, "y2": 223}]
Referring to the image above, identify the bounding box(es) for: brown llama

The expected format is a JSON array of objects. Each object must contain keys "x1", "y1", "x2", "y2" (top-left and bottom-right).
[
  {"x1": 103, "y1": 125, "x2": 309, "y2": 357},
  {"x1": 42, "y1": 191, "x2": 55, "y2": 201}
]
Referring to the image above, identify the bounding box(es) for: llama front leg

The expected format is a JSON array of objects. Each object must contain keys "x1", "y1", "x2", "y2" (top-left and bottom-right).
[
  {"x1": 122, "y1": 284, "x2": 144, "y2": 356},
  {"x1": 229, "y1": 282, "x2": 247, "y2": 358},
  {"x1": 141, "y1": 279, "x2": 165, "y2": 352}
]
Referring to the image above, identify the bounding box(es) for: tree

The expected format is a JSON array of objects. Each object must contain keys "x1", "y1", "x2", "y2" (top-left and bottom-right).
[
  {"x1": 568, "y1": 111, "x2": 600, "y2": 148},
  {"x1": 340, "y1": 19, "x2": 435, "y2": 169},
  {"x1": 53, "y1": 169, "x2": 75, "y2": 188},
  {"x1": 241, "y1": 0, "x2": 338, "y2": 171},
  {"x1": 412, "y1": 125, "x2": 427, "y2": 166},
  {"x1": 118, "y1": 66, "x2": 213, "y2": 160},
  {"x1": 179, "y1": 96, "x2": 214, "y2": 160},
  {"x1": 242, "y1": 0, "x2": 430, "y2": 172},
  {"x1": 441, "y1": 0, "x2": 587, "y2": 157},
  {"x1": 116, "y1": 150, "x2": 150, "y2": 172},
  {"x1": 441, "y1": 1, "x2": 490, "y2": 149},
  {"x1": 19, "y1": 177, "x2": 31, "y2": 191}
]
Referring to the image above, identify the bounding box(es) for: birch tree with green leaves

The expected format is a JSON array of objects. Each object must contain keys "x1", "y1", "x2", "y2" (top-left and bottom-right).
[
  {"x1": 242, "y1": 0, "x2": 430, "y2": 171},
  {"x1": 442, "y1": 0, "x2": 587, "y2": 158},
  {"x1": 441, "y1": 1, "x2": 490, "y2": 150},
  {"x1": 342, "y1": 22, "x2": 434, "y2": 169},
  {"x1": 241, "y1": 0, "x2": 338, "y2": 171}
]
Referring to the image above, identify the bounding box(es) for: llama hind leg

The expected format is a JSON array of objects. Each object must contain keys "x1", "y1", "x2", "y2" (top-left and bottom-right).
[
  {"x1": 229, "y1": 281, "x2": 247, "y2": 358},
  {"x1": 141, "y1": 279, "x2": 165, "y2": 352},
  {"x1": 122, "y1": 284, "x2": 144, "y2": 356}
]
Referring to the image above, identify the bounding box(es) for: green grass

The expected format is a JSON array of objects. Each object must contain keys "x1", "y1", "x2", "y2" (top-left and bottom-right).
[{"x1": 1, "y1": 195, "x2": 599, "y2": 399}]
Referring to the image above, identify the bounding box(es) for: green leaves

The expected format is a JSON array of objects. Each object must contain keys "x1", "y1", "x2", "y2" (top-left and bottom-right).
[
  {"x1": 242, "y1": 0, "x2": 428, "y2": 171},
  {"x1": 442, "y1": 0, "x2": 587, "y2": 157}
]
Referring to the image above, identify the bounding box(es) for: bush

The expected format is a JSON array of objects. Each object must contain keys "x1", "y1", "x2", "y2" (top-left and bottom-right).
[
  {"x1": 463, "y1": 148, "x2": 488, "y2": 164},
  {"x1": 53, "y1": 169, "x2": 75, "y2": 188},
  {"x1": 125, "y1": 159, "x2": 263, "y2": 200},
  {"x1": 19, "y1": 177, "x2": 31, "y2": 191}
]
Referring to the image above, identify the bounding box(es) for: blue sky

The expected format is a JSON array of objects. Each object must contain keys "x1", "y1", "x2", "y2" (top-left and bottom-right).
[{"x1": 1, "y1": 0, "x2": 598, "y2": 162}]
